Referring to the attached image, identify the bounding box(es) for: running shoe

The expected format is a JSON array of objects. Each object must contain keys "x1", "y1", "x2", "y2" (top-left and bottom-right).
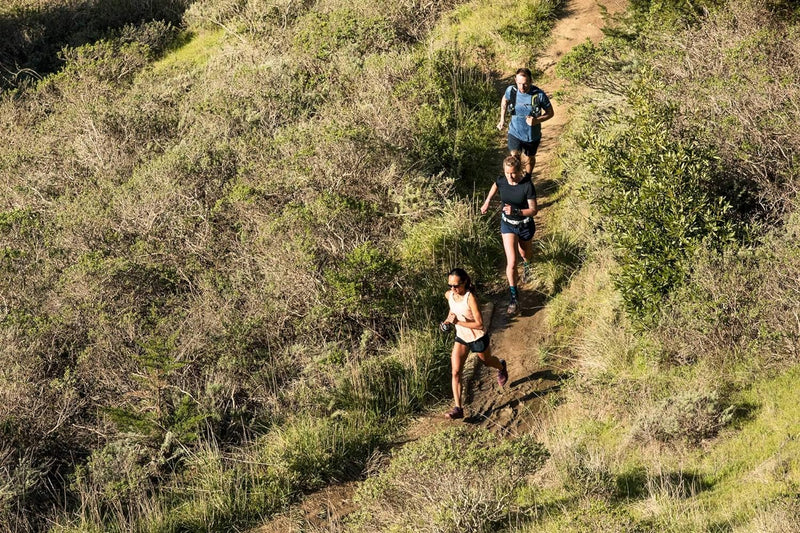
[
  {"x1": 498, "y1": 359, "x2": 508, "y2": 387},
  {"x1": 507, "y1": 296, "x2": 519, "y2": 315},
  {"x1": 445, "y1": 406, "x2": 464, "y2": 419}
]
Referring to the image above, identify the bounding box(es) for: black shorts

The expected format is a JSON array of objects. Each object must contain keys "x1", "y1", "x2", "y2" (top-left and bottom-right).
[
  {"x1": 507, "y1": 134, "x2": 541, "y2": 157},
  {"x1": 501, "y1": 217, "x2": 535, "y2": 241},
  {"x1": 455, "y1": 333, "x2": 490, "y2": 353}
]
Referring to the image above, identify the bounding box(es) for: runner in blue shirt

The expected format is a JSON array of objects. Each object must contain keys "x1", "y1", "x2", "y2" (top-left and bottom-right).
[{"x1": 496, "y1": 68, "x2": 554, "y2": 177}]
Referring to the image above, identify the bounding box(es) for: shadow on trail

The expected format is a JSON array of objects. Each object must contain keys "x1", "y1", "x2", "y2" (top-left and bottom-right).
[
  {"x1": 509, "y1": 368, "x2": 567, "y2": 388},
  {"x1": 463, "y1": 383, "x2": 562, "y2": 425},
  {"x1": 489, "y1": 287, "x2": 548, "y2": 338}
]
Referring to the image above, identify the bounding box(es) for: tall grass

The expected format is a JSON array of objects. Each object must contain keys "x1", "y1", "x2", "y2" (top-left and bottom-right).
[{"x1": 0, "y1": 0, "x2": 564, "y2": 530}]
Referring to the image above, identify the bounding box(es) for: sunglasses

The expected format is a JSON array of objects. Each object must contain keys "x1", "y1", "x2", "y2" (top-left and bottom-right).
[{"x1": 448, "y1": 283, "x2": 462, "y2": 288}]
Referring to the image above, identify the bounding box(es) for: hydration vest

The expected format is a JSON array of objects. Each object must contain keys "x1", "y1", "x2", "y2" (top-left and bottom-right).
[{"x1": 508, "y1": 86, "x2": 542, "y2": 117}]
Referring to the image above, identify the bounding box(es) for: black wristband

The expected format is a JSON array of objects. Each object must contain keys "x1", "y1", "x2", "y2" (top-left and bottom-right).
[{"x1": 511, "y1": 207, "x2": 522, "y2": 216}]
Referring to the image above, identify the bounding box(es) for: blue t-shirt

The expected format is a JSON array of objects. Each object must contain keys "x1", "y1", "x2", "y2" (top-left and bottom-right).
[{"x1": 505, "y1": 85, "x2": 552, "y2": 143}]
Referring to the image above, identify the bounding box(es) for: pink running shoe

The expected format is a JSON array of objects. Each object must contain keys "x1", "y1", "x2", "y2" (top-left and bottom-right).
[{"x1": 498, "y1": 359, "x2": 508, "y2": 387}]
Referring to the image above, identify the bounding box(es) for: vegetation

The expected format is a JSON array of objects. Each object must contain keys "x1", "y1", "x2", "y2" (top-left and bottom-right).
[
  {"x1": 0, "y1": 0, "x2": 562, "y2": 530},
  {"x1": 3, "y1": 0, "x2": 800, "y2": 531},
  {"x1": 524, "y1": 0, "x2": 800, "y2": 529}
]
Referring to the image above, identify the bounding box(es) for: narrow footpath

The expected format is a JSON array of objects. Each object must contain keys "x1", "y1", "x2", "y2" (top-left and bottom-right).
[{"x1": 408, "y1": 0, "x2": 626, "y2": 439}]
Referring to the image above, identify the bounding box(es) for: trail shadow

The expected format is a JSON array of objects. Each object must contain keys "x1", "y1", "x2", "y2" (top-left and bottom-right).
[
  {"x1": 463, "y1": 382, "x2": 562, "y2": 424},
  {"x1": 519, "y1": 288, "x2": 548, "y2": 317},
  {"x1": 509, "y1": 368, "x2": 567, "y2": 388},
  {"x1": 490, "y1": 288, "x2": 548, "y2": 338},
  {"x1": 0, "y1": 0, "x2": 190, "y2": 88}
]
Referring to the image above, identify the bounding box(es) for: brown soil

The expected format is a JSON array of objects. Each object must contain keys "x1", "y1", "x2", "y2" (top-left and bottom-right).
[{"x1": 255, "y1": 1, "x2": 626, "y2": 530}]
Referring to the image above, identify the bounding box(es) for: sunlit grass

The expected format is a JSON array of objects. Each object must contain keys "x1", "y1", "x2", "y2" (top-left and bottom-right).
[{"x1": 153, "y1": 29, "x2": 224, "y2": 72}]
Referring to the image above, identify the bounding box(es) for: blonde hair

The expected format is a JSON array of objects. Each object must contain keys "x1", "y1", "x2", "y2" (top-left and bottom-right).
[{"x1": 503, "y1": 154, "x2": 522, "y2": 171}]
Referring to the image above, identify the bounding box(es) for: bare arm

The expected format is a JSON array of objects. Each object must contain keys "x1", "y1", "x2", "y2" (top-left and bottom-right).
[
  {"x1": 528, "y1": 197, "x2": 538, "y2": 217},
  {"x1": 481, "y1": 183, "x2": 499, "y2": 214},
  {"x1": 497, "y1": 96, "x2": 508, "y2": 131},
  {"x1": 443, "y1": 290, "x2": 456, "y2": 323}
]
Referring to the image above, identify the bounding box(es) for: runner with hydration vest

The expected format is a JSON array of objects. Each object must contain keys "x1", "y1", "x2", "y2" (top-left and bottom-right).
[{"x1": 496, "y1": 67, "x2": 554, "y2": 178}]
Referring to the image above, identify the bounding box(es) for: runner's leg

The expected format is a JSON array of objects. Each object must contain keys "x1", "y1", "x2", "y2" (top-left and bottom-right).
[
  {"x1": 450, "y1": 342, "x2": 469, "y2": 408},
  {"x1": 502, "y1": 232, "x2": 520, "y2": 287},
  {"x1": 475, "y1": 344, "x2": 503, "y2": 370},
  {"x1": 517, "y1": 235, "x2": 534, "y2": 262}
]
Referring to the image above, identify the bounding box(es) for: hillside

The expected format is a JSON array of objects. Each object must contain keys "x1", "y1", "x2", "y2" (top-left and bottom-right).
[{"x1": 2, "y1": 0, "x2": 800, "y2": 532}]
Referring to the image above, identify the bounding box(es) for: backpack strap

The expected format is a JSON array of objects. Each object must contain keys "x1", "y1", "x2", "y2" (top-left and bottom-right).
[{"x1": 508, "y1": 87, "x2": 517, "y2": 115}]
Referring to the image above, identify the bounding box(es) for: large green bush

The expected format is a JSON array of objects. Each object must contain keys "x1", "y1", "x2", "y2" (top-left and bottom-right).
[{"x1": 579, "y1": 89, "x2": 737, "y2": 325}]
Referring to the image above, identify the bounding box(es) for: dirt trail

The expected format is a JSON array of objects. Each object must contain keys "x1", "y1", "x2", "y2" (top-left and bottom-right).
[
  {"x1": 406, "y1": 0, "x2": 626, "y2": 440},
  {"x1": 256, "y1": 0, "x2": 625, "y2": 530}
]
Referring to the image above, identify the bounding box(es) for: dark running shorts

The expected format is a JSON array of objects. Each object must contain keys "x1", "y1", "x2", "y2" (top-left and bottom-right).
[
  {"x1": 501, "y1": 217, "x2": 535, "y2": 241},
  {"x1": 455, "y1": 333, "x2": 491, "y2": 353},
  {"x1": 507, "y1": 134, "x2": 541, "y2": 157}
]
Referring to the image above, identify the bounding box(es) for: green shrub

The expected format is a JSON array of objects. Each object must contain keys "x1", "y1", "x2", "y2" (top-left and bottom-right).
[
  {"x1": 542, "y1": 499, "x2": 651, "y2": 533},
  {"x1": 0, "y1": 450, "x2": 43, "y2": 532},
  {"x1": 351, "y1": 427, "x2": 548, "y2": 532},
  {"x1": 632, "y1": 388, "x2": 737, "y2": 445},
  {"x1": 645, "y1": 0, "x2": 800, "y2": 219},
  {"x1": 264, "y1": 411, "x2": 386, "y2": 492},
  {"x1": 406, "y1": 46, "x2": 498, "y2": 182},
  {"x1": 292, "y1": 9, "x2": 397, "y2": 61},
  {"x1": 324, "y1": 241, "x2": 402, "y2": 332},
  {"x1": 580, "y1": 90, "x2": 737, "y2": 325},
  {"x1": 399, "y1": 202, "x2": 500, "y2": 312},
  {"x1": 0, "y1": 0, "x2": 189, "y2": 89},
  {"x1": 498, "y1": 0, "x2": 563, "y2": 55},
  {"x1": 333, "y1": 328, "x2": 451, "y2": 417},
  {"x1": 629, "y1": 0, "x2": 723, "y2": 26}
]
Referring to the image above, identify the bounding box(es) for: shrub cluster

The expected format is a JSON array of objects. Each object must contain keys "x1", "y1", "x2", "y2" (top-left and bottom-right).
[
  {"x1": 0, "y1": 0, "x2": 190, "y2": 89},
  {"x1": 0, "y1": 0, "x2": 562, "y2": 530},
  {"x1": 578, "y1": 91, "x2": 738, "y2": 325},
  {"x1": 350, "y1": 427, "x2": 548, "y2": 532},
  {"x1": 535, "y1": 0, "x2": 800, "y2": 527},
  {"x1": 558, "y1": 0, "x2": 800, "y2": 328}
]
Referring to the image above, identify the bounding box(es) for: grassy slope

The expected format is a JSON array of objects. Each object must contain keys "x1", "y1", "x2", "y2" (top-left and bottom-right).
[
  {"x1": 351, "y1": 1, "x2": 800, "y2": 532},
  {"x1": 0, "y1": 0, "x2": 564, "y2": 531},
  {"x1": 512, "y1": 1, "x2": 800, "y2": 531},
  {"x1": 3, "y1": 0, "x2": 798, "y2": 531}
]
